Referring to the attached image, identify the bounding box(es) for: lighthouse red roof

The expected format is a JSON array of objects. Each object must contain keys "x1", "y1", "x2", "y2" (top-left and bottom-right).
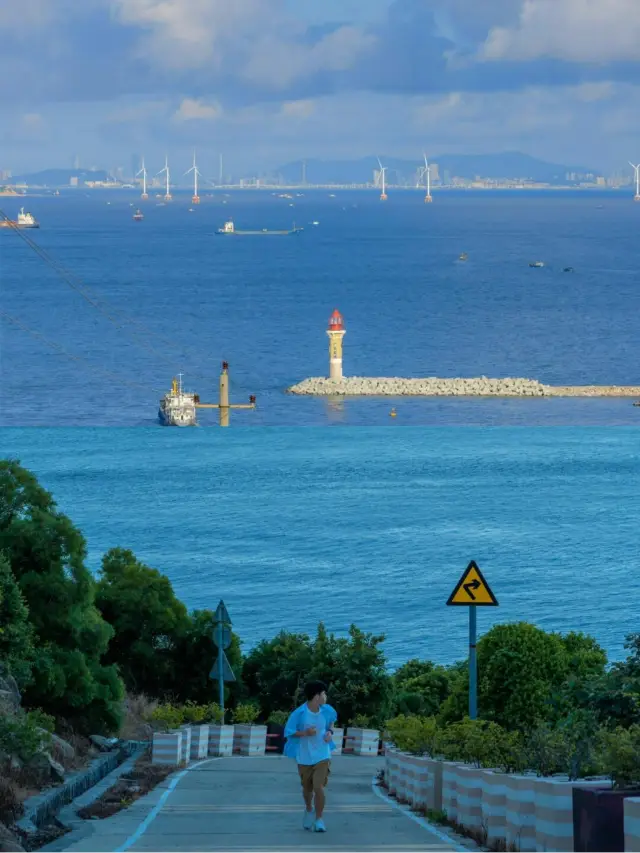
[{"x1": 328, "y1": 309, "x2": 344, "y2": 331}]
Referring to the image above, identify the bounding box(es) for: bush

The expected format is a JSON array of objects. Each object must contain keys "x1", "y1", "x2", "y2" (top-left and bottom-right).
[
  {"x1": 149, "y1": 703, "x2": 184, "y2": 731},
  {"x1": 233, "y1": 702, "x2": 260, "y2": 724},
  {"x1": 181, "y1": 701, "x2": 208, "y2": 724},
  {"x1": 385, "y1": 715, "x2": 439, "y2": 756},
  {"x1": 350, "y1": 714, "x2": 374, "y2": 728},
  {"x1": 267, "y1": 710, "x2": 289, "y2": 726},
  {"x1": 524, "y1": 724, "x2": 569, "y2": 777},
  {"x1": 0, "y1": 711, "x2": 52, "y2": 762},
  {"x1": 597, "y1": 725, "x2": 640, "y2": 789},
  {"x1": 203, "y1": 703, "x2": 224, "y2": 724}
]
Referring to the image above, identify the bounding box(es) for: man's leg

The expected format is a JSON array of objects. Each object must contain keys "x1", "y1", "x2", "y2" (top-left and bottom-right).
[
  {"x1": 312, "y1": 761, "x2": 330, "y2": 821},
  {"x1": 298, "y1": 765, "x2": 315, "y2": 829}
]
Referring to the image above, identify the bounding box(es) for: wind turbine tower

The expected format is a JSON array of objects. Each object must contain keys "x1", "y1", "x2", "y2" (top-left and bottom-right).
[
  {"x1": 185, "y1": 150, "x2": 202, "y2": 204},
  {"x1": 377, "y1": 157, "x2": 388, "y2": 201},
  {"x1": 156, "y1": 156, "x2": 172, "y2": 201},
  {"x1": 424, "y1": 153, "x2": 433, "y2": 203},
  {"x1": 630, "y1": 162, "x2": 640, "y2": 201},
  {"x1": 137, "y1": 156, "x2": 149, "y2": 200}
]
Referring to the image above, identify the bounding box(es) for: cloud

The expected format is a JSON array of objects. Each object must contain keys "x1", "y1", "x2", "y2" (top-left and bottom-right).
[
  {"x1": 481, "y1": 0, "x2": 640, "y2": 63},
  {"x1": 172, "y1": 98, "x2": 224, "y2": 122},
  {"x1": 280, "y1": 100, "x2": 316, "y2": 118}
]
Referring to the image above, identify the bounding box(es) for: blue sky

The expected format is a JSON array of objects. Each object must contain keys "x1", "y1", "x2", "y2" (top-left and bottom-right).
[{"x1": 3, "y1": 0, "x2": 640, "y2": 175}]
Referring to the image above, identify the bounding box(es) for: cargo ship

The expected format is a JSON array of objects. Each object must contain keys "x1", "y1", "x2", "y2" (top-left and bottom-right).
[
  {"x1": 216, "y1": 219, "x2": 302, "y2": 236},
  {"x1": 0, "y1": 208, "x2": 39, "y2": 229},
  {"x1": 158, "y1": 375, "x2": 197, "y2": 427}
]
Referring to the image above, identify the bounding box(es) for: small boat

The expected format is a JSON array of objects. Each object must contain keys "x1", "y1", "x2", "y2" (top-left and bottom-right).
[
  {"x1": 563, "y1": 267, "x2": 574, "y2": 273},
  {"x1": 459, "y1": 252, "x2": 468, "y2": 261},
  {"x1": 133, "y1": 209, "x2": 144, "y2": 221},
  {"x1": 529, "y1": 261, "x2": 545, "y2": 268},
  {"x1": 634, "y1": 402, "x2": 640, "y2": 408}
]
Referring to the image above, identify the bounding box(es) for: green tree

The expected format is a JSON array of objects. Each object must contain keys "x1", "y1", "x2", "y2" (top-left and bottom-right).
[
  {"x1": 170, "y1": 609, "x2": 243, "y2": 706},
  {"x1": 391, "y1": 659, "x2": 459, "y2": 718},
  {"x1": 242, "y1": 631, "x2": 314, "y2": 718},
  {"x1": 0, "y1": 551, "x2": 35, "y2": 688},
  {"x1": 0, "y1": 460, "x2": 123, "y2": 732},
  {"x1": 308, "y1": 624, "x2": 393, "y2": 727},
  {"x1": 96, "y1": 548, "x2": 190, "y2": 698}
]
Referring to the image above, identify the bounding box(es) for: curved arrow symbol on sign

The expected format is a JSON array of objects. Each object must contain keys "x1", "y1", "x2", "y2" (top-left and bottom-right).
[{"x1": 463, "y1": 579, "x2": 481, "y2": 600}]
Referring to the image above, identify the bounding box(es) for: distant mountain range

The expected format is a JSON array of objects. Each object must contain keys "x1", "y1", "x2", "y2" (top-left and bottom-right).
[
  {"x1": 277, "y1": 152, "x2": 594, "y2": 185},
  {"x1": 10, "y1": 169, "x2": 113, "y2": 186}
]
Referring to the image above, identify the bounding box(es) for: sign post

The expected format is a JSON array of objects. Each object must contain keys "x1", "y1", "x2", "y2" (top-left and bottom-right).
[
  {"x1": 210, "y1": 600, "x2": 235, "y2": 723},
  {"x1": 446, "y1": 561, "x2": 498, "y2": 720}
]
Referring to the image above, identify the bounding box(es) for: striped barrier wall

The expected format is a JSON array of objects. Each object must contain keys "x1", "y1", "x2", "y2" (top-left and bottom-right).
[
  {"x1": 332, "y1": 728, "x2": 344, "y2": 755},
  {"x1": 505, "y1": 773, "x2": 538, "y2": 851},
  {"x1": 344, "y1": 728, "x2": 380, "y2": 756},
  {"x1": 481, "y1": 769, "x2": 508, "y2": 848},
  {"x1": 384, "y1": 747, "x2": 402, "y2": 797},
  {"x1": 189, "y1": 724, "x2": 209, "y2": 760},
  {"x1": 405, "y1": 755, "x2": 443, "y2": 813},
  {"x1": 151, "y1": 731, "x2": 182, "y2": 766},
  {"x1": 534, "y1": 777, "x2": 607, "y2": 852},
  {"x1": 179, "y1": 726, "x2": 192, "y2": 765},
  {"x1": 455, "y1": 764, "x2": 483, "y2": 831},
  {"x1": 208, "y1": 725, "x2": 234, "y2": 757},
  {"x1": 441, "y1": 761, "x2": 462, "y2": 823},
  {"x1": 233, "y1": 724, "x2": 267, "y2": 756},
  {"x1": 624, "y1": 796, "x2": 640, "y2": 852}
]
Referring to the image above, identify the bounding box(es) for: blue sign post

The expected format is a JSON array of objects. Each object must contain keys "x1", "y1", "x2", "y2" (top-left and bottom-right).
[
  {"x1": 210, "y1": 600, "x2": 235, "y2": 723},
  {"x1": 446, "y1": 561, "x2": 498, "y2": 720}
]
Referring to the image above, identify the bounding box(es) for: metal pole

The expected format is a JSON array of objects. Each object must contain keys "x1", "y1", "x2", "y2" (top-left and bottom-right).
[
  {"x1": 469, "y1": 605, "x2": 477, "y2": 719},
  {"x1": 218, "y1": 620, "x2": 225, "y2": 722}
]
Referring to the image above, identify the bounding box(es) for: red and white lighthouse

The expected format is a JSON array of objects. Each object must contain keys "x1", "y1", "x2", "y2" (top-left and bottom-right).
[{"x1": 327, "y1": 309, "x2": 346, "y2": 380}]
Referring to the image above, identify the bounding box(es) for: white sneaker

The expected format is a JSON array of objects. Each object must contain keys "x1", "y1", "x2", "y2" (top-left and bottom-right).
[
  {"x1": 313, "y1": 819, "x2": 327, "y2": 832},
  {"x1": 303, "y1": 810, "x2": 315, "y2": 830}
]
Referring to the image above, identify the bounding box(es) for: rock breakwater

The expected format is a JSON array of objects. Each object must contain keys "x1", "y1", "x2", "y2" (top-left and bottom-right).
[{"x1": 287, "y1": 377, "x2": 640, "y2": 397}]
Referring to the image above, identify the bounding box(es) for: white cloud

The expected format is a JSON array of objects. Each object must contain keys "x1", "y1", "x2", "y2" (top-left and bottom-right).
[
  {"x1": 481, "y1": 0, "x2": 640, "y2": 63},
  {"x1": 172, "y1": 98, "x2": 223, "y2": 122},
  {"x1": 280, "y1": 100, "x2": 316, "y2": 119}
]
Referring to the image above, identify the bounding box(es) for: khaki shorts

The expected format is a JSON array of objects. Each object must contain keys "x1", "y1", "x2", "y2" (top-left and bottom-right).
[{"x1": 298, "y1": 760, "x2": 331, "y2": 794}]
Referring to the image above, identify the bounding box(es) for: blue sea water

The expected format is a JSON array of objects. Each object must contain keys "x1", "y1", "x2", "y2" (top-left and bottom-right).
[
  {"x1": 1, "y1": 427, "x2": 638, "y2": 668},
  {"x1": 2, "y1": 189, "x2": 640, "y2": 426}
]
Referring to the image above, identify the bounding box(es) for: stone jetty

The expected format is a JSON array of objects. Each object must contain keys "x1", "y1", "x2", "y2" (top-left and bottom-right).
[{"x1": 287, "y1": 377, "x2": 640, "y2": 397}]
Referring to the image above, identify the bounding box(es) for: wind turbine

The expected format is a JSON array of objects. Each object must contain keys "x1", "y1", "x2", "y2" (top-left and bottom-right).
[
  {"x1": 423, "y1": 153, "x2": 433, "y2": 203},
  {"x1": 377, "y1": 157, "x2": 388, "y2": 201},
  {"x1": 156, "y1": 156, "x2": 172, "y2": 201},
  {"x1": 630, "y1": 162, "x2": 640, "y2": 202},
  {"x1": 137, "y1": 156, "x2": 149, "y2": 200},
  {"x1": 185, "y1": 150, "x2": 202, "y2": 204}
]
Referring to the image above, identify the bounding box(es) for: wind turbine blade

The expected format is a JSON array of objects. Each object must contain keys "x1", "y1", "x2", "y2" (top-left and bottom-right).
[{"x1": 377, "y1": 156, "x2": 383, "y2": 170}]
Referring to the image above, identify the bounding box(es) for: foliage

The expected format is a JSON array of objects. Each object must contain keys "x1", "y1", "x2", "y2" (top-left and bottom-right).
[
  {"x1": 267, "y1": 710, "x2": 289, "y2": 725},
  {"x1": 0, "y1": 710, "x2": 52, "y2": 761},
  {"x1": 308, "y1": 624, "x2": 393, "y2": 727},
  {"x1": 596, "y1": 725, "x2": 640, "y2": 790},
  {"x1": 241, "y1": 630, "x2": 313, "y2": 718},
  {"x1": 149, "y1": 703, "x2": 184, "y2": 731},
  {"x1": 233, "y1": 702, "x2": 260, "y2": 724},
  {"x1": 181, "y1": 701, "x2": 208, "y2": 724},
  {"x1": 0, "y1": 552, "x2": 35, "y2": 688},
  {"x1": 523, "y1": 723, "x2": 569, "y2": 777},
  {"x1": 203, "y1": 703, "x2": 224, "y2": 724},
  {"x1": 170, "y1": 608, "x2": 243, "y2": 706},
  {"x1": 438, "y1": 718, "x2": 525, "y2": 770},
  {"x1": 385, "y1": 715, "x2": 440, "y2": 756},
  {"x1": 96, "y1": 548, "x2": 191, "y2": 698},
  {"x1": 0, "y1": 460, "x2": 123, "y2": 733},
  {"x1": 351, "y1": 714, "x2": 374, "y2": 728},
  {"x1": 391, "y1": 659, "x2": 460, "y2": 718}
]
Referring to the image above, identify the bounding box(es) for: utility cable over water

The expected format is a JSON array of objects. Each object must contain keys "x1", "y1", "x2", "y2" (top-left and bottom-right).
[
  {"x1": 0, "y1": 208, "x2": 226, "y2": 385},
  {"x1": 0, "y1": 311, "x2": 164, "y2": 392}
]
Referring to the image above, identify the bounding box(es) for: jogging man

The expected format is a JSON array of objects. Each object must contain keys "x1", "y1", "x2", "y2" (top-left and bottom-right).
[{"x1": 284, "y1": 680, "x2": 338, "y2": 833}]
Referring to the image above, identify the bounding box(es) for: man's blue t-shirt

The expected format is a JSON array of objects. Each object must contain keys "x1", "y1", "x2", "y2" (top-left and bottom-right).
[{"x1": 297, "y1": 706, "x2": 331, "y2": 766}]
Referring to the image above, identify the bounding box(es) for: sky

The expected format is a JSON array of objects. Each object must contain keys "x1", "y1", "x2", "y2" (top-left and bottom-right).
[{"x1": 3, "y1": 0, "x2": 640, "y2": 176}]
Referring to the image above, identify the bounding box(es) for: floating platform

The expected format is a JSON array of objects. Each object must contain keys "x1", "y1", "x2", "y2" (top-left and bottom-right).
[{"x1": 286, "y1": 377, "x2": 640, "y2": 397}]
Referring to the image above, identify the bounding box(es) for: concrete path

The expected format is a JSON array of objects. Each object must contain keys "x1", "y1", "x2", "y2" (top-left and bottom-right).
[{"x1": 45, "y1": 756, "x2": 463, "y2": 852}]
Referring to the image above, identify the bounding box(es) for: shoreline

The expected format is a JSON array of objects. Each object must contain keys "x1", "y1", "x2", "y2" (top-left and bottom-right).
[{"x1": 287, "y1": 377, "x2": 640, "y2": 398}]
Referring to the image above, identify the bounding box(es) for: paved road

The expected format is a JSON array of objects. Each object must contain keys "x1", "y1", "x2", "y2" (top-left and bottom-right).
[{"x1": 46, "y1": 756, "x2": 463, "y2": 852}]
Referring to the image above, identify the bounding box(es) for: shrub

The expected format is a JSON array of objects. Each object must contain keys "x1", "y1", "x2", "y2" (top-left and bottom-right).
[
  {"x1": 597, "y1": 725, "x2": 640, "y2": 789},
  {"x1": 233, "y1": 702, "x2": 260, "y2": 724},
  {"x1": 438, "y1": 718, "x2": 515, "y2": 769},
  {"x1": 203, "y1": 703, "x2": 224, "y2": 724},
  {"x1": 267, "y1": 710, "x2": 289, "y2": 726},
  {"x1": 0, "y1": 711, "x2": 51, "y2": 762},
  {"x1": 524, "y1": 724, "x2": 569, "y2": 777},
  {"x1": 350, "y1": 714, "x2": 374, "y2": 729},
  {"x1": 181, "y1": 701, "x2": 208, "y2": 724},
  {"x1": 385, "y1": 715, "x2": 439, "y2": 756},
  {"x1": 149, "y1": 703, "x2": 184, "y2": 731}
]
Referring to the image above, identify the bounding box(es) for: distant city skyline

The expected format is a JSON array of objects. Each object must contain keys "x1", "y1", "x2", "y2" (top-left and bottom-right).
[{"x1": 2, "y1": 1, "x2": 640, "y2": 174}]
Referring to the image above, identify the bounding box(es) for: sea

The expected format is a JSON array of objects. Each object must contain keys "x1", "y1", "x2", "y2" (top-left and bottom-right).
[{"x1": 1, "y1": 189, "x2": 640, "y2": 668}]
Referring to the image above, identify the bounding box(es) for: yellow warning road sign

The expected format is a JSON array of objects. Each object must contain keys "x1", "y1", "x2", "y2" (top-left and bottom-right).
[{"x1": 446, "y1": 561, "x2": 498, "y2": 606}]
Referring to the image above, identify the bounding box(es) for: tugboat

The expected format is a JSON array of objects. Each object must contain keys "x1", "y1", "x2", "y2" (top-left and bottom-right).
[
  {"x1": 133, "y1": 209, "x2": 144, "y2": 221},
  {"x1": 216, "y1": 219, "x2": 303, "y2": 236},
  {"x1": 0, "y1": 207, "x2": 39, "y2": 229}
]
